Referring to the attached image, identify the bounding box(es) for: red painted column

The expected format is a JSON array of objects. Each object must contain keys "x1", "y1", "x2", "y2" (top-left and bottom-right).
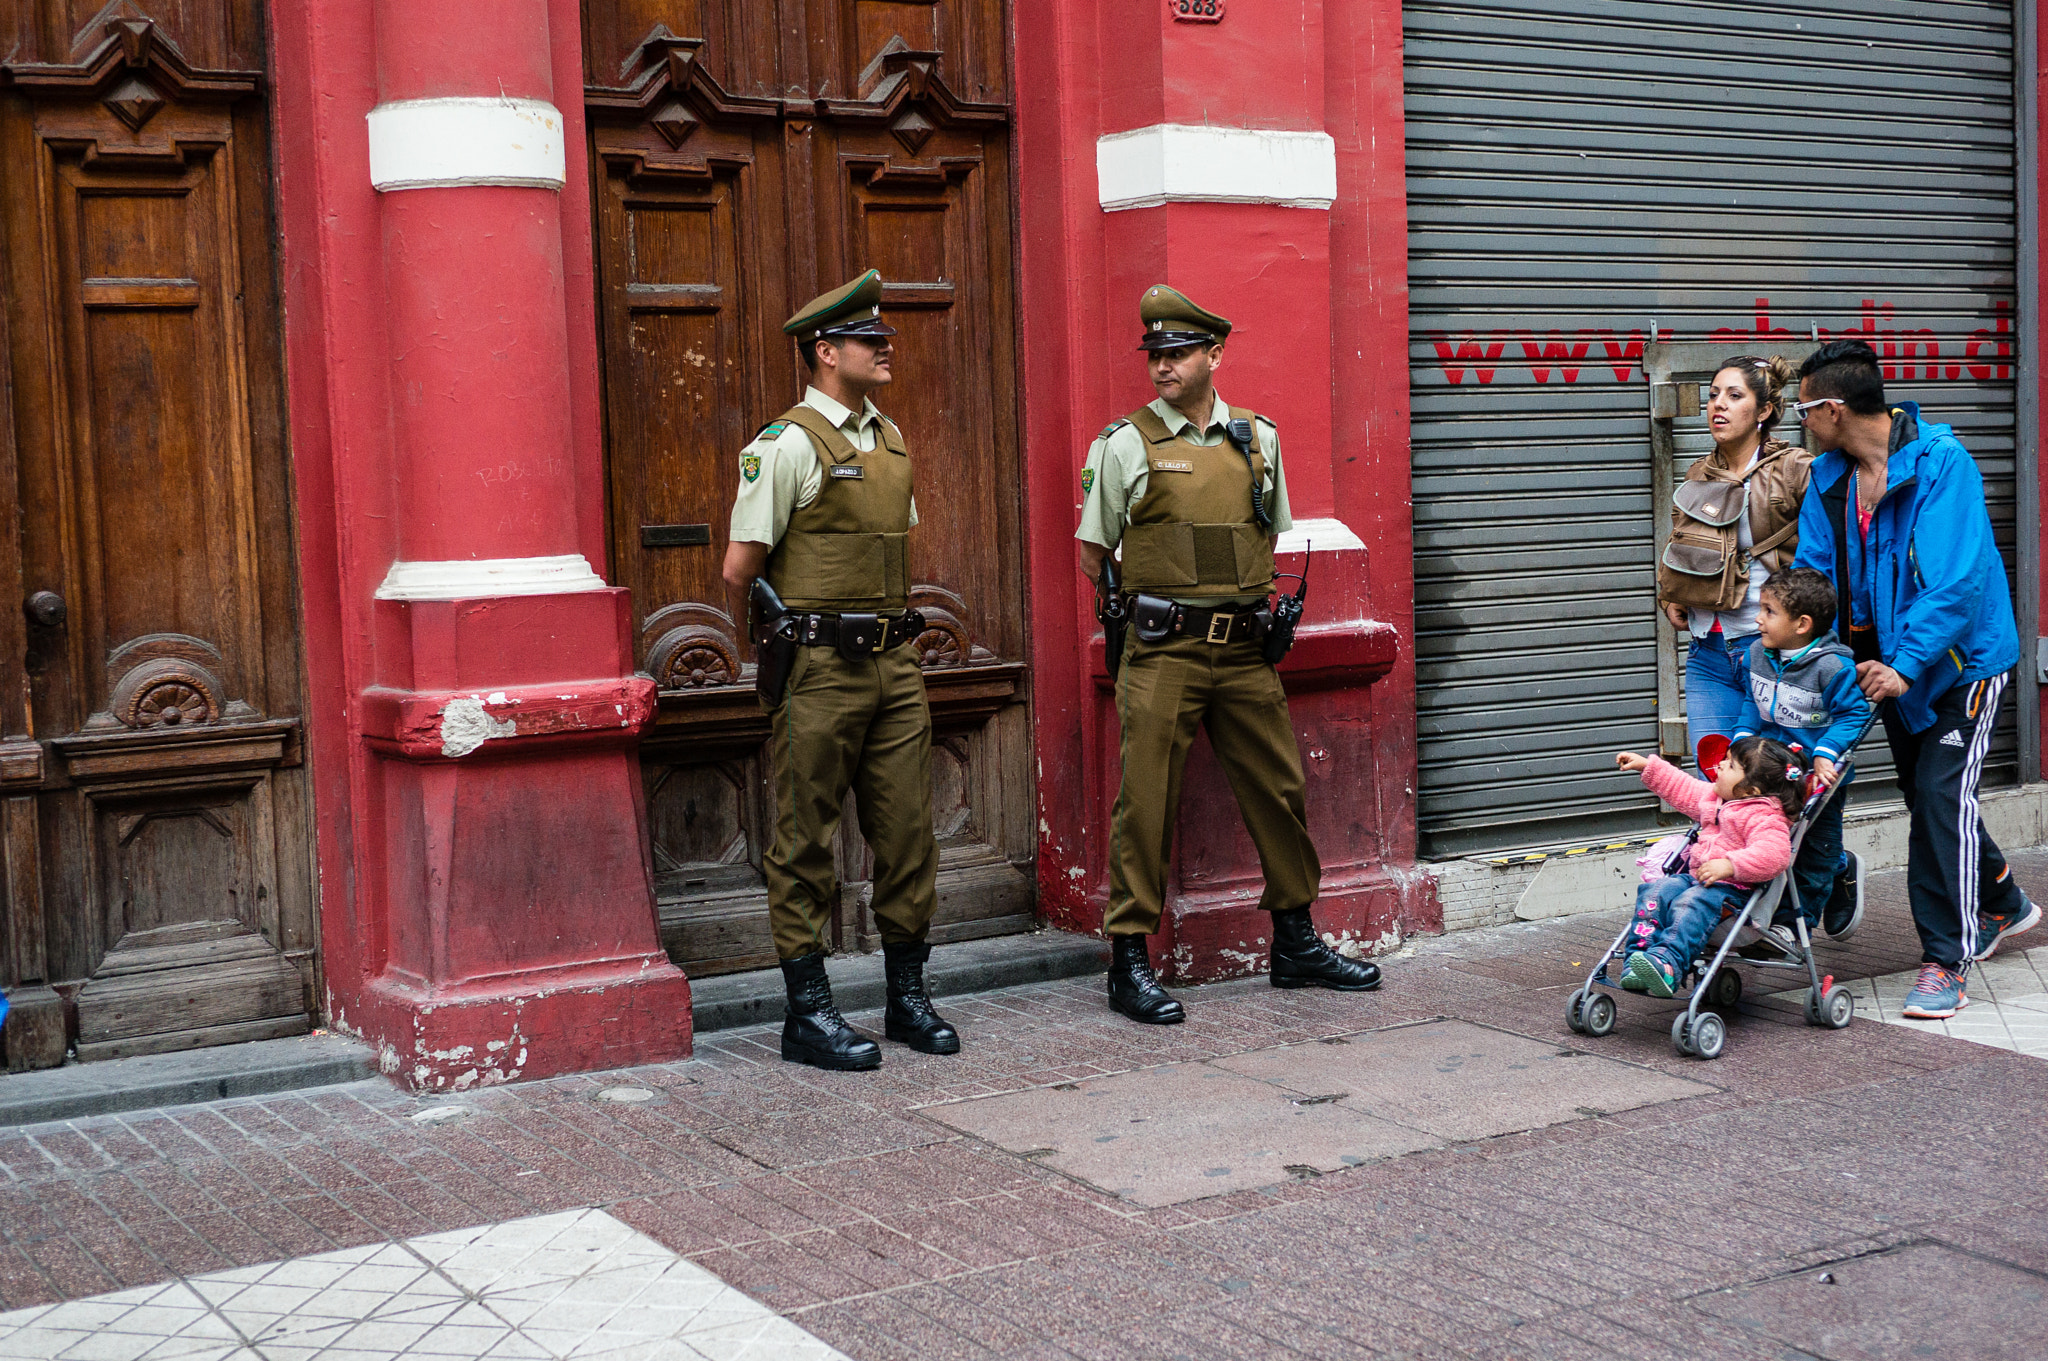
[
  {"x1": 270, "y1": 0, "x2": 691, "y2": 1089},
  {"x1": 1016, "y1": 0, "x2": 1437, "y2": 983}
]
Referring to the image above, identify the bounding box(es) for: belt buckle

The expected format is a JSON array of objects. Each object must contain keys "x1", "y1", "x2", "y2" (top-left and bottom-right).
[
  {"x1": 873, "y1": 624, "x2": 890, "y2": 653},
  {"x1": 1205, "y1": 612, "x2": 1231, "y2": 644}
]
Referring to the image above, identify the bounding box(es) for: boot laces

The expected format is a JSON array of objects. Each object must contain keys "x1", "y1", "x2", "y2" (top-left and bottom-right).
[{"x1": 794, "y1": 977, "x2": 849, "y2": 1029}]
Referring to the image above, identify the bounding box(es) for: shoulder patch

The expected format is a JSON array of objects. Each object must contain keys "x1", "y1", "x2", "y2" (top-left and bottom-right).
[
  {"x1": 741, "y1": 452, "x2": 763, "y2": 483},
  {"x1": 1099, "y1": 419, "x2": 1130, "y2": 440},
  {"x1": 1080, "y1": 467, "x2": 1095, "y2": 495}
]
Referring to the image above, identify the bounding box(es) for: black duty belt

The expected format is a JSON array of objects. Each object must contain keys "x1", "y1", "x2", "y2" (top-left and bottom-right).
[
  {"x1": 1131, "y1": 594, "x2": 1267, "y2": 645},
  {"x1": 790, "y1": 609, "x2": 925, "y2": 652}
]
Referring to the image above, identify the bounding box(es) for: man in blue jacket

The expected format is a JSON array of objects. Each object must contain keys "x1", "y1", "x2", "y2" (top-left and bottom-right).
[{"x1": 1789, "y1": 340, "x2": 2037, "y2": 1019}]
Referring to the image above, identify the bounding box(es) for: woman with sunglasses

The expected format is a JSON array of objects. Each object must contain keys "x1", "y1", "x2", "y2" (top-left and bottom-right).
[{"x1": 1655, "y1": 355, "x2": 1810, "y2": 761}]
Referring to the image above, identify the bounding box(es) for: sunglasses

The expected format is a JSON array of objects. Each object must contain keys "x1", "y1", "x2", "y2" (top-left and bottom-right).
[{"x1": 1786, "y1": 396, "x2": 1840, "y2": 422}]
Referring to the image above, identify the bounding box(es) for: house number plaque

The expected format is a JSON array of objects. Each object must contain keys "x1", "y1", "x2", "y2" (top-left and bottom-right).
[{"x1": 1168, "y1": 0, "x2": 1224, "y2": 20}]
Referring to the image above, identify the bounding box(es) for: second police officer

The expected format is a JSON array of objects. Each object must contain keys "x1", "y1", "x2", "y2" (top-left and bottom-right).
[
  {"x1": 1076, "y1": 285, "x2": 1384, "y2": 1023},
  {"x1": 720, "y1": 270, "x2": 958, "y2": 1072}
]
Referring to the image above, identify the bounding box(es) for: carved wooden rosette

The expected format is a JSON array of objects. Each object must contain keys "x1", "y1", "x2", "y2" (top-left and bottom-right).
[{"x1": 642, "y1": 603, "x2": 744, "y2": 689}]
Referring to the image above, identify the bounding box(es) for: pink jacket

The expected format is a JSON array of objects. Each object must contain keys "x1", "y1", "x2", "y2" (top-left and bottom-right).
[{"x1": 1640, "y1": 757, "x2": 1793, "y2": 885}]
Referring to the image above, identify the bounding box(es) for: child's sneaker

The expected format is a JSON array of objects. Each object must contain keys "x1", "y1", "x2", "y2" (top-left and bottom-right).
[
  {"x1": 1738, "y1": 924, "x2": 1796, "y2": 960},
  {"x1": 1973, "y1": 898, "x2": 2040, "y2": 962},
  {"x1": 1900, "y1": 963, "x2": 1968, "y2": 1020},
  {"x1": 1823, "y1": 852, "x2": 1866, "y2": 940},
  {"x1": 1623, "y1": 951, "x2": 1676, "y2": 999}
]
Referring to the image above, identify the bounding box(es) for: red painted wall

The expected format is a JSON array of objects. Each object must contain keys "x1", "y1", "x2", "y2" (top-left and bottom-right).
[
  {"x1": 1016, "y1": 0, "x2": 1436, "y2": 980},
  {"x1": 270, "y1": 0, "x2": 687, "y2": 1090}
]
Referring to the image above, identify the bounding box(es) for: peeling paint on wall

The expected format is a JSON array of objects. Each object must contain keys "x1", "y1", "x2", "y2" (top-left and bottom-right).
[{"x1": 440, "y1": 695, "x2": 517, "y2": 756}]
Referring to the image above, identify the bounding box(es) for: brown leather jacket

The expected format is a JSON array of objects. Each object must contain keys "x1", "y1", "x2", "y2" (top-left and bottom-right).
[{"x1": 1656, "y1": 437, "x2": 1812, "y2": 612}]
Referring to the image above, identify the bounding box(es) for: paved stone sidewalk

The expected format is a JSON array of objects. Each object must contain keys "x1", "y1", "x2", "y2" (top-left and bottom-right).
[{"x1": 3, "y1": 853, "x2": 2046, "y2": 1359}]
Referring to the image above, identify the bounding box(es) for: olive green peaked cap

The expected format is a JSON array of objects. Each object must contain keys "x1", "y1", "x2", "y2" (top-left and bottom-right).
[
  {"x1": 1136, "y1": 284, "x2": 1232, "y2": 351},
  {"x1": 785, "y1": 269, "x2": 898, "y2": 342}
]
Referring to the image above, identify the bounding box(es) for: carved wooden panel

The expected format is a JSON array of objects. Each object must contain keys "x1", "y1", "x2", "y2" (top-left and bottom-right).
[
  {"x1": 586, "y1": 1, "x2": 1031, "y2": 975},
  {"x1": 582, "y1": 0, "x2": 1007, "y2": 104},
  {"x1": 0, "y1": 7, "x2": 314, "y2": 1063}
]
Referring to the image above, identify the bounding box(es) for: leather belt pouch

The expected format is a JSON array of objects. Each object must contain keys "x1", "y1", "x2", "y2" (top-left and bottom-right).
[
  {"x1": 834, "y1": 612, "x2": 887, "y2": 659},
  {"x1": 1132, "y1": 594, "x2": 1176, "y2": 644}
]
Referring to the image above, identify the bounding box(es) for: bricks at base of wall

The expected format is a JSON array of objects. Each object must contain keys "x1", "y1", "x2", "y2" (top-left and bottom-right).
[{"x1": 1424, "y1": 783, "x2": 2048, "y2": 933}]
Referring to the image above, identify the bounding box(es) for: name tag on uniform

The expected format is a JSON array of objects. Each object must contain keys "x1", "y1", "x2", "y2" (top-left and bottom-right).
[
  {"x1": 830, "y1": 466, "x2": 864, "y2": 479},
  {"x1": 1150, "y1": 459, "x2": 1195, "y2": 473}
]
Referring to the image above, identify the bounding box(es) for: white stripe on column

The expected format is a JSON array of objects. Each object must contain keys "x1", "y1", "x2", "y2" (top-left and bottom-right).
[
  {"x1": 1096, "y1": 125, "x2": 1337, "y2": 212},
  {"x1": 375, "y1": 554, "x2": 605, "y2": 601},
  {"x1": 367, "y1": 97, "x2": 566, "y2": 191}
]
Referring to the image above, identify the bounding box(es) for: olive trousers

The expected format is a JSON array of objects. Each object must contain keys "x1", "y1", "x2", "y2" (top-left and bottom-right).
[
  {"x1": 1105, "y1": 632, "x2": 1321, "y2": 935},
  {"x1": 765, "y1": 643, "x2": 938, "y2": 960}
]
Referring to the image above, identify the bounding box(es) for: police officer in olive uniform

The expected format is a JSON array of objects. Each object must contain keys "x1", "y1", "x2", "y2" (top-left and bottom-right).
[
  {"x1": 721, "y1": 270, "x2": 957, "y2": 1070},
  {"x1": 1076, "y1": 285, "x2": 1382, "y2": 1023}
]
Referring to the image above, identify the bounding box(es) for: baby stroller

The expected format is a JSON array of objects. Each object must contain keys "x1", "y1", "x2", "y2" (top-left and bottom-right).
[{"x1": 1563, "y1": 717, "x2": 1876, "y2": 1060}]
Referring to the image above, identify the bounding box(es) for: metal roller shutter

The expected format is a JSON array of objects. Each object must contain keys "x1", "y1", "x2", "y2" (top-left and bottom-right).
[{"x1": 1404, "y1": 0, "x2": 2024, "y2": 857}]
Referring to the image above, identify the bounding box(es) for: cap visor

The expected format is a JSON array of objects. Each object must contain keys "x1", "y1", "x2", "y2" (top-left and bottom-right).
[
  {"x1": 1138, "y1": 331, "x2": 1217, "y2": 351},
  {"x1": 821, "y1": 321, "x2": 898, "y2": 338}
]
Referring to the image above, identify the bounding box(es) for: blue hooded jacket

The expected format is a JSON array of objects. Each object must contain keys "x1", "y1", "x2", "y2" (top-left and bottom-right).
[{"x1": 1789, "y1": 403, "x2": 2019, "y2": 733}]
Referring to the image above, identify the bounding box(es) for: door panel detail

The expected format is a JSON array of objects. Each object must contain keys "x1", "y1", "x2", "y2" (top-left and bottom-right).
[
  {"x1": 0, "y1": 9, "x2": 316, "y2": 1065},
  {"x1": 584, "y1": 7, "x2": 1031, "y2": 975}
]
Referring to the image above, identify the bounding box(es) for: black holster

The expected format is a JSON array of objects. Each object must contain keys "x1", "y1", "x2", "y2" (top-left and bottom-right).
[
  {"x1": 1260, "y1": 591, "x2": 1304, "y2": 665},
  {"x1": 1097, "y1": 557, "x2": 1129, "y2": 681},
  {"x1": 750, "y1": 579, "x2": 797, "y2": 706}
]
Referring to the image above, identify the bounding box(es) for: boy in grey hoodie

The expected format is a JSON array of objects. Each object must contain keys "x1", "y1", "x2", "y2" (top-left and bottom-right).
[{"x1": 1733, "y1": 567, "x2": 1874, "y2": 938}]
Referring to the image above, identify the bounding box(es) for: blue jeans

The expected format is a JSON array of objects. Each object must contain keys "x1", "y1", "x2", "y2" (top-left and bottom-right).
[
  {"x1": 1685, "y1": 632, "x2": 1757, "y2": 769},
  {"x1": 1632, "y1": 873, "x2": 1752, "y2": 977}
]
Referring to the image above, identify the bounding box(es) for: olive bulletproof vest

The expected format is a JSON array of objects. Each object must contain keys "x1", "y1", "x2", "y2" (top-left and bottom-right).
[
  {"x1": 1119, "y1": 405, "x2": 1276, "y2": 599},
  {"x1": 763, "y1": 404, "x2": 913, "y2": 611}
]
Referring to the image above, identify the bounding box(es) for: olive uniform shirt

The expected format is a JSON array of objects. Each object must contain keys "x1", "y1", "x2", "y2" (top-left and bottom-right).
[
  {"x1": 1074, "y1": 392, "x2": 1290, "y2": 606},
  {"x1": 729, "y1": 386, "x2": 920, "y2": 548}
]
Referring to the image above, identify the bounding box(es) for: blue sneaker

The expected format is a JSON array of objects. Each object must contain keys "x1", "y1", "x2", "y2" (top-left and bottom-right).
[
  {"x1": 1623, "y1": 951, "x2": 1676, "y2": 999},
  {"x1": 1973, "y1": 898, "x2": 2040, "y2": 962},
  {"x1": 1900, "y1": 963, "x2": 1968, "y2": 1020}
]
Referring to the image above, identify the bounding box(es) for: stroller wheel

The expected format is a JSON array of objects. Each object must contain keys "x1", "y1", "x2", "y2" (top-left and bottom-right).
[
  {"x1": 1565, "y1": 988, "x2": 1588, "y2": 1033},
  {"x1": 1671, "y1": 1013, "x2": 1694, "y2": 1057},
  {"x1": 1689, "y1": 1011, "x2": 1727, "y2": 1059},
  {"x1": 1582, "y1": 993, "x2": 1617, "y2": 1037},
  {"x1": 1707, "y1": 968, "x2": 1743, "y2": 1012},
  {"x1": 1820, "y1": 983, "x2": 1855, "y2": 1030}
]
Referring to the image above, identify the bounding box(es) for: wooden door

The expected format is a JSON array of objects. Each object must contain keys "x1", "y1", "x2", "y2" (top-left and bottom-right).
[
  {"x1": 583, "y1": 0, "x2": 1032, "y2": 975},
  {"x1": 0, "y1": 6, "x2": 316, "y2": 1067}
]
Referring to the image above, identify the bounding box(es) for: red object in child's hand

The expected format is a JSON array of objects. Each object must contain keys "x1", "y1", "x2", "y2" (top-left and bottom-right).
[{"x1": 1696, "y1": 734, "x2": 1729, "y2": 778}]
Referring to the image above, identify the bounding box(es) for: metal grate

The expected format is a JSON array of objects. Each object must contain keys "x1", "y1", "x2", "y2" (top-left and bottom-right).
[{"x1": 1405, "y1": 0, "x2": 2022, "y2": 856}]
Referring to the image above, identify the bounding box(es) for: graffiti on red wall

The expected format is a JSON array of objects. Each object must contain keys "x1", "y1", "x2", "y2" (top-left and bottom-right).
[{"x1": 1427, "y1": 299, "x2": 2013, "y2": 386}]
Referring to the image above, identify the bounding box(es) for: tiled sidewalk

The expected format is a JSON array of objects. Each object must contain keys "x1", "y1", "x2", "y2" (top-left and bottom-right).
[
  {"x1": 0, "y1": 1208, "x2": 846, "y2": 1360},
  {"x1": 1775, "y1": 942, "x2": 2048, "y2": 1057},
  {"x1": 2, "y1": 853, "x2": 2046, "y2": 1359}
]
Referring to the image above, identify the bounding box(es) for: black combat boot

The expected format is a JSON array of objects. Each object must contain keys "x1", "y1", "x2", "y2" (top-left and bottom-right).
[
  {"x1": 883, "y1": 941, "x2": 960, "y2": 1054},
  {"x1": 780, "y1": 952, "x2": 882, "y2": 1071},
  {"x1": 1107, "y1": 933, "x2": 1185, "y2": 1025},
  {"x1": 1269, "y1": 908, "x2": 1381, "y2": 991}
]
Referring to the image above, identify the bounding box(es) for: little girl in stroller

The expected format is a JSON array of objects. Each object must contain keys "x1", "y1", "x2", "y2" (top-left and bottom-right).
[{"x1": 1612, "y1": 736, "x2": 1804, "y2": 998}]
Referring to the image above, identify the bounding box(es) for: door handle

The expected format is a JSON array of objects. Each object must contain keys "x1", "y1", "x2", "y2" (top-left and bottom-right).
[{"x1": 24, "y1": 591, "x2": 65, "y2": 628}]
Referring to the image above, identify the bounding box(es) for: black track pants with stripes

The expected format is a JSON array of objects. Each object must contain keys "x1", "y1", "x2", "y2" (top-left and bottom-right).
[{"x1": 1882, "y1": 673, "x2": 2026, "y2": 971}]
